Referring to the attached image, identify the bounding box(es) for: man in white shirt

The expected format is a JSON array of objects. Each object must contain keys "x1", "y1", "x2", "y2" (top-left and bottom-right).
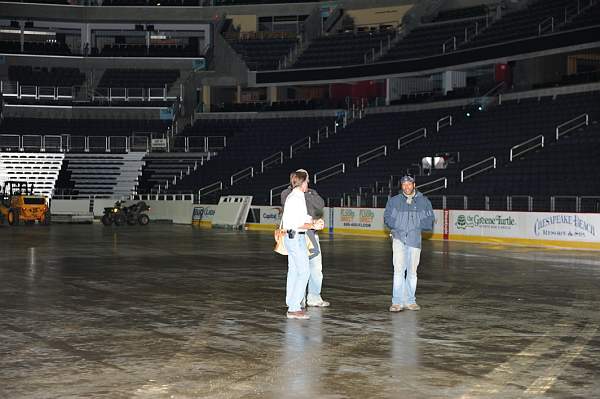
[
  {"x1": 281, "y1": 169, "x2": 330, "y2": 308},
  {"x1": 281, "y1": 170, "x2": 324, "y2": 320}
]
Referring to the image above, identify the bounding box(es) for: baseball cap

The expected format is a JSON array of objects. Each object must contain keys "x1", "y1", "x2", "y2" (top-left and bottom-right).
[{"x1": 400, "y1": 175, "x2": 415, "y2": 184}]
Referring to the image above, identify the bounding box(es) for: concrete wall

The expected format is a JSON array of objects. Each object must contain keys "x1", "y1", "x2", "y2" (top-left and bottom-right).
[
  {"x1": 53, "y1": 198, "x2": 194, "y2": 224},
  {"x1": 513, "y1": 54, "x2": 568, "y2": 90},
  {"x1": 0, "y1": 0, "x2": 413, "y2": 23},
  {"x1": 347, "y1": 5, "x2": 414, "y2": 28},
  {"x1": 229, "y1": 14, "x2": 258, "y2": 33},
  {"x1": 51, "y1": 199, "x2": 91, "y2": 214}
]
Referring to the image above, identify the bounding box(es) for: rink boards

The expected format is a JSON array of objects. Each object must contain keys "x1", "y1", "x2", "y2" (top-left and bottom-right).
[{"x1": 194, "y1": 205, "x2": 600, "y2": 251}]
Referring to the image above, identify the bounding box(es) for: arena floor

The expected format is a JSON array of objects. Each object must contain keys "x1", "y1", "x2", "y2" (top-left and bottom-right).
[{"x1": 1, "y1": 224, "x2": 599, "y2": 399}]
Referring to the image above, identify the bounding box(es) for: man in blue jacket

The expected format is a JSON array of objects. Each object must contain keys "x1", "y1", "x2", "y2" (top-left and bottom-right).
[{"x1": 384, "y1": 175, "x2": 434, "y2": 312}]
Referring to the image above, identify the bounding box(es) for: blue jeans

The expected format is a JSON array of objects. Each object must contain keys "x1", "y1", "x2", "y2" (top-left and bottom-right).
[
  {"x1": 392, "y1": 239, "x2": 421, "y2": 306},
  {"x1": 285, "y1": 234, "x2": 311, "y2": 312},
  {"x1": 307, "y1": 233, "x2": 324, "y2": 304}
]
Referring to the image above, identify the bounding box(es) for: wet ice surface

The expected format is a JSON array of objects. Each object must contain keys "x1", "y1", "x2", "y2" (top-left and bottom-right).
[{"x1": 1, "y1": 224, "x2": 599, "y2": 399}]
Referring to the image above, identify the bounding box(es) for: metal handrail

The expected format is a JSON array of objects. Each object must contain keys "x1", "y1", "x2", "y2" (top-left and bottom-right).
[
  {"x1": 442, "y1": 36, "x2": 456, "y2": 53},
  {"x1": 428, "y1": 195, "x2": 469, "y2": 210},
  {"x1": 316, "y1": 126, "x2": 329, "y2": 144},
  {"x1": 550, "y1": 195, "x2": 578, "y2": 212},
  {"x1": 0, "y1": 134, "x2": 21, "y2": 151},
  {"x1": 437, "y1": 115, "x2": 453, "y2": 132},
  {"x1": 579, "y1": 196, "x2": 600, "y2": 213},
  {"x1": 0, "y1": 133, "x2": 155, "y2": 154},
  {"x1": 230, "y1": 166, "x2": 254, "y2": 186},
  {"x1": 356, "y1": 145, "x2": 387, "y2": 167},
  {"x1": 538, "y1": 16, "x2": 554, "y2": 35},
  {"x1": 314, "y1": 163, "x2": 345, "y2": 184},
  {"x1": 269, "y1": 183, "x2": 290, "y2": 206},
  {"x1": 556, "y1": 113, "x2": 589, "y2": 140},
  {"x1": 510, "y1": 135, "x2": 544, "y2": 161},
  {"x1": 199, "y1": 181, "x2": 223, "y2": 198},
  {"x1": 130, "y1": 136, "x2": 149, "y2": 152},
  {"x1": 21, "y1": 134, "x2": 42, "y2": 151},
  {"x1": 418, "y1": 178, "x2": 447, "y2": 195},
  {"x1": 507, "y1": 195, "x2": 533, "y2": 211},
  {"x1": 398, "y1": 127, "x2": 427, "y2": 149},
  {"x1": 87, "y1": 136, "x2": 109, "y2": 153},
  {"x1": 464, "y1": 21, "x2": 480, "y2": 42},
  {"x1": 41, "y1": 135, "x2": 63, "y2": 152},
  {"x1": 481, "y1": 81, "x2": 505, "y2": 99},
  {"x1": 289, "y1": 136, "x2": 311, "y2": 159},
  {"x1": 207, "y1": 135, "x2": 227, "y2": 150},
  {"x1": 261, "y1": 151, "x2": 284, "y2": 173},
  {"x1": 460, "y1": 156, "x2": 496, "y2": 182}
]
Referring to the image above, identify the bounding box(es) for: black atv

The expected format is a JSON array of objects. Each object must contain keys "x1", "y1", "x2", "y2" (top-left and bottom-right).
[{"x1": 101, "y1": 201, "x2": 151, "y2": 226}]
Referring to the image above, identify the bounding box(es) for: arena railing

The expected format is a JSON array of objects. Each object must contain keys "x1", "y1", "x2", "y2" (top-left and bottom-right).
[
  {"x1": 440, "y1": 14, "x2": 491, "y2": 54},
  {"x1": 0, "y1": 134, "x2": 152, "y2": 153},
  {"x1": 289, "y1": 136, "x2": 311, "y2": 159},
  {"x1": 580, "y1": 196, "x2": 600, "y2": 213},
  {"x1": 460, "y1": 156, "x2": 496, "y2": 182},
  {"x1": 418, "y1": 177, "x2": 448, "y2": 195},
  {"x1": 0, "y1": 82, "x2": 75, "y2": 101},
  {"x1": 230, "y1": 167, "x2": 254, "y2": 186},
  {"x1": 269, "y1": 182, "x2": 290, "y2": 206},
  {"x1": 556, "y1": 113, "x2": 589, "y2": 140},
  {"x1": 198, "y1": 181, "x2": 223, "y2": 200},
  {"x1": 436, "y1": 115, "x2": 453, "y2": 132},
  {"x1": 0, "y1": 81, "x2": 178, "y2": 104},
  {"x1": 313, "y1": 162, "x2": 345, "y2": 184},
  {"x1": 360, "y1": 193, "x2": 600, "y2": 212},
  {"x1": 510, "y1": 135, "x2": 544, "y2": 161},
  {"x1": 563, "y1": 0, "x2": 596, "y2": 24},
  {"x1": 261, "y1": 151, "x2": 284, "y2": 173},
  {"x1": 398, "y1": 127, "x2": 427, "y2": 149},
  {"x1": 93, "y1": 86, "x2": 178, "y2": 103},
  {"x1": 172, "y1": 135, "x2": 225, "y2": 153},
  {"x1": 316, "y1": 126, "x2": 329, "y2": 144},
  {"x1": 442, "y1": 36, "x2": 457, "y2": 54},
  {"x1": 356, "y1": 145, "x2": 387, "y2": 167},
  {"x1": 363, "y1": 33, "x2": 396, "y2": 64},
  {"x1": 538, "y1": 17, "x2": 555, "y2": 36}
]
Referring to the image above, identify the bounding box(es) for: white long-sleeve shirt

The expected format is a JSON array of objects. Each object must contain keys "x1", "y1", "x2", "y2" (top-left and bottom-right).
[{"x1": 281, "y1": 187, "x2": 312, "y2": 232}]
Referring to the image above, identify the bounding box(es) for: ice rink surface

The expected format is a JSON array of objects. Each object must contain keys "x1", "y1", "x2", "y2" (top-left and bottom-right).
[{"x1": 1, "y1": 224, "x2": 599, "y2": 398}]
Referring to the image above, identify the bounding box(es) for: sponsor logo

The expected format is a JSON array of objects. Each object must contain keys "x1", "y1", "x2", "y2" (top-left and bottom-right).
[
  {"x1": 262, "y1": 207, "x2": 283, "y2": 222},
  {"x1": 533, "y1": 214, "x2": 596, "y2": 238},
  {"x1": 193, "y1": 206, "x2": 215, "y2": 221},
  {"x1": 340, "y1": 208, "x2": 375, "y2": 228},
  {"x1": 359, "y1": 209, "x2": 375, "y2": 225},
  {"x1": 340, "y1": 209, "x2": 355, "y2": 223},
  {"x1": 455, "y1": 214, "x2": 516, "y2": 230}
]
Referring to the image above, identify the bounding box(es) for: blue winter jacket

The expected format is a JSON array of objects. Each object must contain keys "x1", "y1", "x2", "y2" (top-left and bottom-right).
[{"x1": 383, "y1": 191, "x2": 435, "y2": 249}]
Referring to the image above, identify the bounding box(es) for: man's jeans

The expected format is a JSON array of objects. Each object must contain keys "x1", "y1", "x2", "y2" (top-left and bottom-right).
[
  {"x1": 285, "y1": 234, "x2": 310, "y2": 312},
  {"x1": 306, "y1": 233, "x2": 324, "y2": 305},
  {"x1": 392, "y1": 239, "x2": 421, "y2": 306}
]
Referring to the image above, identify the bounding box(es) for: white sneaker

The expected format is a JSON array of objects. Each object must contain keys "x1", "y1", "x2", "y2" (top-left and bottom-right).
[
  {"x1": 389, "y1": 304, "x2": 404, "y2": 312},
  {"x1": 307, "y1": 300, "x2": 330, "y2": 307},
  {"x1": 405, "y1": 303, "x2": 421, "y2": 311}
]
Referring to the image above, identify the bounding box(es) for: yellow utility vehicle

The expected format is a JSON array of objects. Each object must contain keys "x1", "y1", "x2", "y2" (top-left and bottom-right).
[{"x1": 0, "y1": 181, "x2": 50, "y2": 225}]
